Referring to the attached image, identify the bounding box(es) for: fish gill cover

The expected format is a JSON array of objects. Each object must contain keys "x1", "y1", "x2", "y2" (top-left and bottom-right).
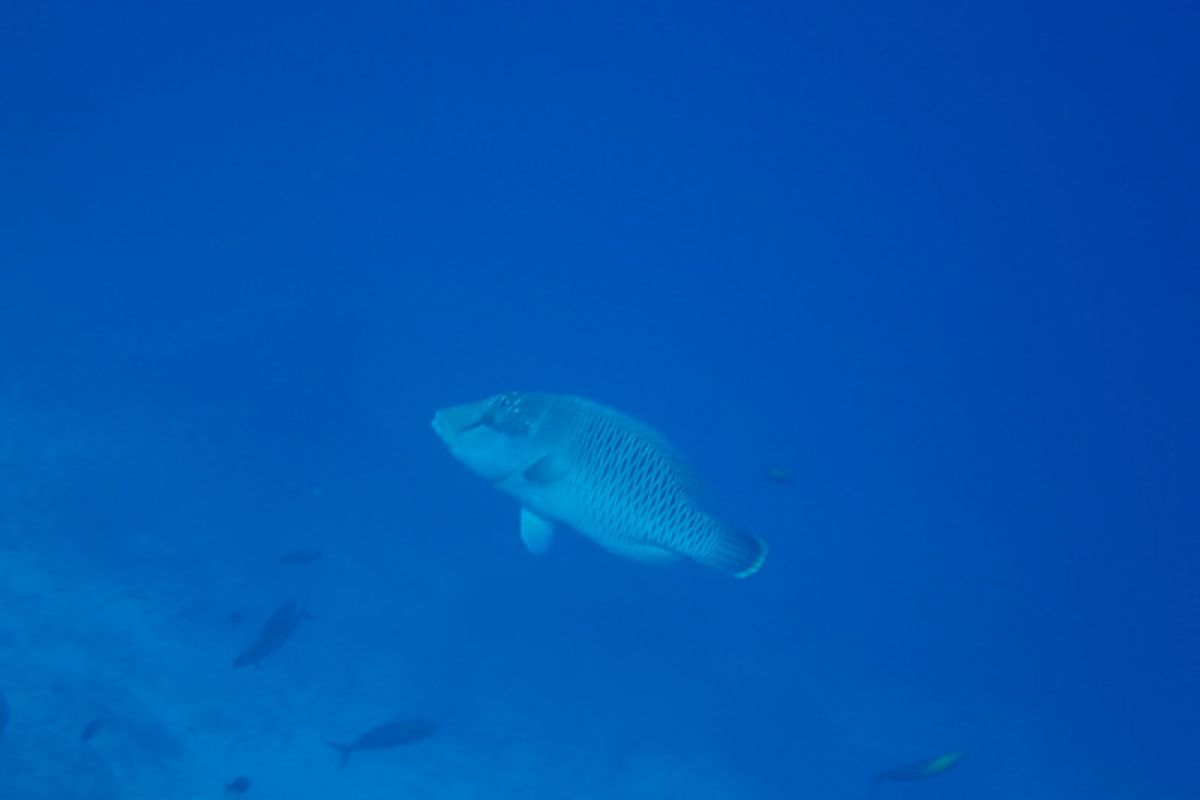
[{"x1": 0, "y1": 1, "x2": 1198, "y2": 799}]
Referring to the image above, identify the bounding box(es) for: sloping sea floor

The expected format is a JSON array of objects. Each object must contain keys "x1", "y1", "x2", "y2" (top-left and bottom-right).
[{"x1": 0, "y1": 393, "x2": 1040, "y2": 799}]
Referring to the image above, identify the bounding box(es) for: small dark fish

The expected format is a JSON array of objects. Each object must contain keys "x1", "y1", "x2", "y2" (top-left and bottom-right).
[
  {"x1": 279, "y1": 548, "x2": 321, "y2": 566},
  {"x1": 232, "y1": 598, "x2": 313, "y2": 669},
  {"x1": 328, "y1": 719, "x2": 436, "y2": 768},
  {"x1": 80, "y1": 718, "x2": 105, "y2": 742},
  {"x1": 225, "y1": 776, "x2": 251, "y2": 794},
  {"x1": 875, "y1": 752, "x2": 966, "y2": 789}
]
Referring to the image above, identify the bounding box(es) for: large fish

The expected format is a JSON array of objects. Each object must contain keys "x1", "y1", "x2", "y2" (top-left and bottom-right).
[
  {"x1": 328, "y1": 719, "x2": 436, "y2": 768},
  {"x1": 232, "y1": 598, "x2": 312, "y2": 669},
  {"x1": 432, "y1": 392, "x2": 767, "y2": 577}
]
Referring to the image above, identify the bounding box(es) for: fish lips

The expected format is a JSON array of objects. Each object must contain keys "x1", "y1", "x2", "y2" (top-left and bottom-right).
[{"x1": 431, "y1": 400, "x2": 491, "y2": 446}]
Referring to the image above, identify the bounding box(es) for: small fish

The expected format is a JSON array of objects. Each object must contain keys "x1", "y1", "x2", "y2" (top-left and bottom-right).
[
  {"x1": 874, "y1": 752, "x2": 966, "y2": 791},
  {"x1": 432, "y1": 393, "x2": 767, "y2": 577},
  {"x1": 224, "y1": 776, "x2": 251, "y2": 794},
  {"x1": 763, "y1": 465, "x2": 791, "y2": 485},
  {"x1": 279, "y1": 549, "x2": 321, "y2": 566},
  {"x1": 328, "y1": 719, "x2": 436, "y2": 768},
  {"x1": 80, "y1": 718, "x2": 105, "y2": 742},
  {"x1": 232, "y1": 598, "x2": 313, "y2": 669}
]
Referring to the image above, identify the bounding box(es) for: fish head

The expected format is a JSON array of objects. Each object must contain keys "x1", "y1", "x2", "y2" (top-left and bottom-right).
[{"x1": 433, "y1": 393, "x2": 555, "y2": 484}]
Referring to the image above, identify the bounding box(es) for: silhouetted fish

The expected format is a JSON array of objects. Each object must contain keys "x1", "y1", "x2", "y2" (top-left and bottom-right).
[
  {"x1": 328, "y1": 719, "x2": 436, "y2": 768},
  {"x1": 232, "y1": 598, "x2": 313, "y2": 669},
  {"x1": 225, "y1": 776, "x2": 251, "y2": 794},
  {"x1": 279, "y1": 548, "x2": 321, "y2": 566},
  {"x1": 80, "y1": 718, "x2": 105, "y2": 742}
]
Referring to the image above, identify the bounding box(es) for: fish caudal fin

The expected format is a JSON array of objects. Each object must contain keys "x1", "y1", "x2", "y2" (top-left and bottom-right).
[
  {"x1": 699, "y1": 529, "x2": 767, "y2": 578},
  {"x1": 328, "y1": 742, "x2": 353, "y2": 769}
]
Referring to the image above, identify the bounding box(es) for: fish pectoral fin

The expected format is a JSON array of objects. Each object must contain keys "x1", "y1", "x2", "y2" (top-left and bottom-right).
[
  {"x1": 519, "y1": 507, "x2": 556, "y2": 555},
  {"x1": 521, "y1": 454, "x2": 566, "y2": 486}
]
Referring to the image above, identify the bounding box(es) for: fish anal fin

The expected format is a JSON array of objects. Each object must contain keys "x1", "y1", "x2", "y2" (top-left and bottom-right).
[
  {"x1": 601, "y1": 540, "x2": 681, "y2": 565},
  {"x1": 519, "y1": 507, "x2": 556, "y2": 555}
]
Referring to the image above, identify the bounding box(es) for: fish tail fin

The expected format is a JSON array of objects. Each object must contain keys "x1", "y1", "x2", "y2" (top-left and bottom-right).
[
  {"x1": 328, "y1": 742, "x2": 352, "y2": 769},
  {"x1": 698, "y1": 528, "x2": 767, "y2": 578}
]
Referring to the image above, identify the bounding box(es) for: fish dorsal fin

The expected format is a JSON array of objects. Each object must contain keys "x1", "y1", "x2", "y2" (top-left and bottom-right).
[{"x1": 519, "y1": 507, "x2": 556, "y2": 555}]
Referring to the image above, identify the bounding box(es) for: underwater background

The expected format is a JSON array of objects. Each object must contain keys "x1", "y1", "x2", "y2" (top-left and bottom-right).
[{"x1": 1, "y1": 1, "x2": 1197, "y2": 798}]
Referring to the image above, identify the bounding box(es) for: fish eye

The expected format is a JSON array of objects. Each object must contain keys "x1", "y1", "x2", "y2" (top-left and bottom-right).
[{"x1": 482, "y1": 394, "x2": 533, "y2": 435}]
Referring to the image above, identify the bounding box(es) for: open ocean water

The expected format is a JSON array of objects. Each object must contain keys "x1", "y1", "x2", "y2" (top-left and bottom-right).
[{"x1": 1, "y1": 2, "x2": 1197, "y2": 798}]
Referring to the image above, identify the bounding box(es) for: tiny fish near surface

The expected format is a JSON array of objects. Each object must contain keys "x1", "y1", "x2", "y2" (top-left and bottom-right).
[
  {"x1": 279, "y1": 548, "x2": 321, "y2": 566},
  {"x1": 432, "y1": 393, "x2": 767, "y2": 577},
  {"x1": 328, "y1": 719, "x2": 436, "y2": 768}
]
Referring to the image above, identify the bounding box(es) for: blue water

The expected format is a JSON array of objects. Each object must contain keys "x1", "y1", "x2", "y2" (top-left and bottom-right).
[{"x1": 2, "y1": 2, "x2": 1197, "y2": 798}]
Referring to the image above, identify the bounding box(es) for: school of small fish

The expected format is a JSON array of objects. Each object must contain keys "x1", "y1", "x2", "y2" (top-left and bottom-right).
[{"x1": 0, "y1": 545, "x2": 435, "y2": 795}]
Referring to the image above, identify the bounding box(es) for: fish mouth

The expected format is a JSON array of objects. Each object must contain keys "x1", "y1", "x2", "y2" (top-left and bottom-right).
[{"x1": 431, "y1": 401, "x2": 489, "y2": 444}]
